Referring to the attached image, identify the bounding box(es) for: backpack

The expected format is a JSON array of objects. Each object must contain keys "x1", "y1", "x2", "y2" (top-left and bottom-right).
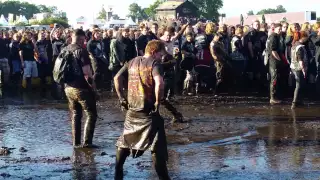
[{"x1": 53, "y1": 46, "x2": 83, "y2": 84}]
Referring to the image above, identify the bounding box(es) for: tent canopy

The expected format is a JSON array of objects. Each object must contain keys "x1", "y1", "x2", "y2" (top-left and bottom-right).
[{"x1": 0, "y1": 15, "x2": 8, "y2": 25}]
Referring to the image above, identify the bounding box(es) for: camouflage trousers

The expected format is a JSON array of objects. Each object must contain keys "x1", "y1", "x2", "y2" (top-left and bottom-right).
[{"x1": 0, "y1": 58, "x2": 10, "y2": 85}]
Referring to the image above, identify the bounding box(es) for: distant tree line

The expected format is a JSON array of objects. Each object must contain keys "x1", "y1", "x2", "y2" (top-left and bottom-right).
[
  {"x1": 247, "y1": 5, "x2": 287, "y2": 15},
  {"x1": 0, "y1": 0, "x2": 68, "y2": 26}
]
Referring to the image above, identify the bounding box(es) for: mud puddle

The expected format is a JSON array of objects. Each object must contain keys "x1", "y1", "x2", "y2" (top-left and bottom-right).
[{"x1": 1, "y1": 92, "x2": 320, "y2": 179}]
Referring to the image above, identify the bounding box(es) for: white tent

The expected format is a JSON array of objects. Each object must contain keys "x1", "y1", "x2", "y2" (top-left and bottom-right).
[
  {"x1": 0, "y1": 15, "x2": 8, "y2": 26},
  {"x1": 17, "y1": 15, "x2": 28, "y2": 24},
  {"x1": 124, "y1": 18, "x2": 137, "y2": 27}
]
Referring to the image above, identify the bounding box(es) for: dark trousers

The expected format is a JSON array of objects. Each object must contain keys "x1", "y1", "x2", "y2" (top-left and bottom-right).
[
  {"x1": 65, "y1": 87, "x2": 97, "y2": 146},
  {"x1": 292, "y1": 70, "x2": 305, "y2": 103},
  {"x1": 115, "y1": 148, "x2": 170, "y2": 180},
  {"x1": 269, "y1": 65, "x2": 279, "y2": 100},
  {"x1": 164, "y1": 77, "x2": 174, "y2": 99}
]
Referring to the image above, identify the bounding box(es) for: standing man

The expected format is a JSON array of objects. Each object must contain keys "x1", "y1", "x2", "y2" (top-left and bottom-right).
[
  {"x1": 63, "y1": 29, "x2": 98, "y2": 148},
  {"x1": 267, "y1": 23, "x2": 283, "y2": 105},
  {"x1": 248, "y1": 20, "x2": 266, "y2": 91},
  {"x1": 0, "y1": 32, "x2": 10, "y2": 88},
  {"x1": 113, "y1": 40, "x2": 170, "y2": 180}
]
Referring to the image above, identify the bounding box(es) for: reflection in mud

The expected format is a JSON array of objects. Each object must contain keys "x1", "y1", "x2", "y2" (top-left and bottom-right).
[{"x1": 0, "y1": 92, "x2": 320, "y2": 179}]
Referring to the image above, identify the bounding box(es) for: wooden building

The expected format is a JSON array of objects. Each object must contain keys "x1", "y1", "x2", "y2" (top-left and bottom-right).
[{"x1": 156, "y1": 0, "x2": 198, "y2": 19}]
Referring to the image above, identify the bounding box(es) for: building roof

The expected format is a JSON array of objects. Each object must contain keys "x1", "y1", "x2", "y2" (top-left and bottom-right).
[
  {"x1": 225, "y1": 12, "x2": 306, "y2": 25},
  {"x1": 156, "y1": 1, "x2": 184, "y2": 10}
]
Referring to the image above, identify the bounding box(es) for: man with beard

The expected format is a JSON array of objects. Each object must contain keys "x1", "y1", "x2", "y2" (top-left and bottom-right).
[
  {"x1": 267, "y1": 23, "x2": 283, "y2": 105},
  {"x1": 113, "y1": 40, "x2": 170, "y2": 180},
  {"x1": 248, "y1": 20, "x2": 266, "y2": 91}
]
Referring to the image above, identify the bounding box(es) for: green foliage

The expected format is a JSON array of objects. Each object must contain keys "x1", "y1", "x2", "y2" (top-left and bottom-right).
[
  {"x1": 97, "y1": 6, "x2": 107, "y2": 19},
  {"x1": 0, "y1": 0, "x2": 67, "y2": 22},
  {"x1": 247, "y1": 10, "x2": 254, "y2": 16},
  {"x1": 0, "y1": 0, "x2": 39, "y2": 19},
  {"x1": 190, "y1": 0, "x2": 223, "y2": 21},
  {"x1": 127, "y1": 3, "x2": 147, "y2": 21},
  {"x1": 256, "y1": 5, "x2": 286, "y2": 15},
  {"x1": 144, "y1": 0, "x2": 165, "y2": 20},
  {"x1": 15, "y1": 22, "x2": 29, "y2": 26},
  {"x1": 39, "y1": 17, "x2": 69, "y2": 27},
  {"x1": 317, "y1": 17, "x2": 320, "y2": 21},
  {"x1": 112, "y1": 14, "x2": 120, "y2": 20},
  {"x1": 29, "y1": 17, "x2": 69, "y2": 27}
]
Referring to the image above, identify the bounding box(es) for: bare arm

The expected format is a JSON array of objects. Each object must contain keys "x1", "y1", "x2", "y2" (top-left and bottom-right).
[
  {"x1": 19, "y1": 50, "x2": 24, "y2": 64},
  {"x1": 50, "y1": 27, "x2": 57, "y2": 42},
  {"x1": 154, "y1": 74, "x2": 164, "y2": 104},
  {"x1": 114, "y1": 64, "x2": 128, "y2": 101},
  {"x1": 272, "y1": 51, "x2": 281, "y2": 61}
]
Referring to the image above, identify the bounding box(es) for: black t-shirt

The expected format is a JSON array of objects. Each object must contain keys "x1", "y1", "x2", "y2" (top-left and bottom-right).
[
  {"x1": 137, "y1": 35, "x2": 149, "y2": 55},
  {"x1": 65, "y1": 44, "x2": 92, "y2": 89},
  {"x1": 9, "y1": 41, "x2": 20, "y2": 60},
  {"x1": 0, "y1": 39, "x2": 7, "y2": 59},
  {"x1": 87, "y1": 39, "x2": 103, "y2": 58},
  {"x1": 102, "y1": 37, "x2": 111, "y2": 60},
  {"x1": 182, "y1": 41, "x2": 197, "y2": 55},
  {"x1": 45, "y1": 39, "x2": 53, "y2": 60},
  {"x1": 268, "y1": 33, "x2": 281, "y2": 66},
  {"x1": 248, "y1": 30, "x2": 264, "y2": 54},
  {"x1": 52, "y1": 39, "x2": 65, "y2": 56},
  {"x1": 19, "y1": 41, "x2": 35, "y2": 61}
]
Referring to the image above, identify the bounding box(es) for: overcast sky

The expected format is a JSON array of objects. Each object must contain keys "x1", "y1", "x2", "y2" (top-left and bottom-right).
[{"x1": 25, "y1": 0, "x2": 320, "y2": 21}]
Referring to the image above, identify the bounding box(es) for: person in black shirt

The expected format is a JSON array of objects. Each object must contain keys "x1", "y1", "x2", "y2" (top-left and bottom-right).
[
  {"x1": 267, "y1": 23, "x2": 283, "y2": 105},
  {"x1": 87, "y1": 29, "x2": 107, "y2": 90},
  {"x1": 50, "y1": 27, "x2": 66, "y2": 64},
  {"x1": 9, "y1": 33, "x2": 22, "y2": 84},
  {"x1": 248, "y1": 20, "x2": 267, "y2": 91},
  {"x1": 137, "y1": 24, "x2": 157, "y2": 56},
  {"x1": 19, "y1": 32, "x2": 38, "y2": 89},
  {"x1": 36, "y1": 31, "x2": 50, "y2": 92},
  {"x1": 0, "y1": 32, "x2": 10, "y2": 87},
  {"x1": 64, "y1": 29, "x2": 98, "y2": 148},
  {"x1": 181, "y1": 32, "x2": 197, "y2": 95},
  {"x1": 121, "y1": 28, "x2": 137, "y2": 62}
]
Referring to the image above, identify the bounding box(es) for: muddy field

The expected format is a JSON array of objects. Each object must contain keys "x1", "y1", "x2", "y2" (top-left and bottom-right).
[{"x1": 0, "y1": 90, "x2": 320, "y2": 179}]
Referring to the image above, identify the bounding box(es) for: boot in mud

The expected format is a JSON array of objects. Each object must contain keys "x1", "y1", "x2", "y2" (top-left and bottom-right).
[
  {"x1": 171, "y1": 112, "x2": 183, "y2": 123},
  {"x1": 83, "y1": 110, "x2": 98, "y2": 148},
  {"x1": 115, "y1": 148, "x2": 130, "y2": 180}
]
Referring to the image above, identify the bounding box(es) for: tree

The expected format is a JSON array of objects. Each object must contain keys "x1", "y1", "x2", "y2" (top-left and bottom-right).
[
  {"x1": 127, "y1": 3, "x2": 144, "y2": 22},
  {"x1": 247, "y1": 10, "x2": 254, "y2": 16},
  {"x1": 97, "y1": 6, "x2": 107, "y2": 19},
  {"x1": 144, "y1": 0, "x2": 165, "y2": 20},
  {"x1": 256, "y1": 5, "x2": 287, "y2": 15},
  {"x1": 112, "y1": 14, "x2": 120, "y2": 20},
  {"x1": 317, "y1": 17, "x2": 320, "y2": 21},
  {"x1": 0, "y1": 1, "x2": 40, "y2": 19},
  {"x1": 190, "y1": 0, "x2": 223, "y2": 21}
]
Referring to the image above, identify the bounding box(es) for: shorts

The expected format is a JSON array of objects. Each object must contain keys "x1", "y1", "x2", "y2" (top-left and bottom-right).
[
  {"x1": 23, "y1": 61, "x2": 38, "y2": 78},
  {"x1": 12, "y1": 60, "x2": 22, "y2": 73},
  {"x1": 0, "y1": 58, "x2": 10, "y2": 84}
]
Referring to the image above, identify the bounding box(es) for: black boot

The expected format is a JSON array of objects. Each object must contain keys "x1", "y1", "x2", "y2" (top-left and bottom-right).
[{"x1": 83, "y1": 111, "x2": 98, "y2": 148}]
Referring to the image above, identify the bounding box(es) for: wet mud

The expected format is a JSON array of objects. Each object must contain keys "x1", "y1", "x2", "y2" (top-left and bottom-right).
[{"x1": 1, "y1": 91, "x2": 320, "y2": 179}]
